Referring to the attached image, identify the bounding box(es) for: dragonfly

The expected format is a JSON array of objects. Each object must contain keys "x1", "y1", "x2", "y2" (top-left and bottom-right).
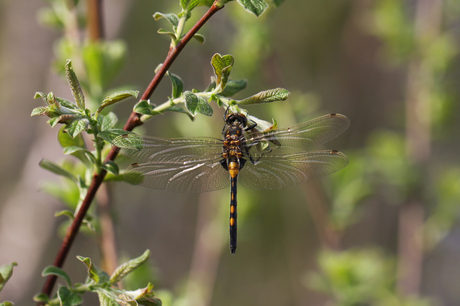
[{"x1": 123, "y1": 112, "x2": 349, "y2": 254}]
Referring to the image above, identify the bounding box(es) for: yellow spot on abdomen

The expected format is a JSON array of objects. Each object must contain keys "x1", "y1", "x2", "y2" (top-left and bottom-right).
[
  {"x1": 230, "y1": 217, "x2": 235, "y2": 226},
  {"x1": 228, "y1": 161, "x2": 239, "y2": 178},
  {"x1": 230, "y1": 205, "x2": 235, "y2": 213}
]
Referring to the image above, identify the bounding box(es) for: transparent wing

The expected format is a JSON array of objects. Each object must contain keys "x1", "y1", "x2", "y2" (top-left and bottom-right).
[
  {"x1": 124, "y1": 158, "x2": 230, "y2": 193},
  {"x1": 243, "y1": 113, "x2": 349, "y2": 155},
  {"x1": 238, "y1": 150, "x2": 348, "y2": 190},
  {"x1": 122, "y1": 136, "x2": 223, "y2": 163}
]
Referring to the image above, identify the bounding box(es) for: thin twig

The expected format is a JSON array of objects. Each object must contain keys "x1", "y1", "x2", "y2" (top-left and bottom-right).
[
  {"x1": 302, "y1": 181, "x2": 341, "y2": 250},
  {"x1": 39, "y1": 2, "x2": 224, "y2": 301},
  {"x1": 97, "y1": 183, "x2": 119, "y2": 275},
  {"x1": 85, "y1": 0, "x2": 120, "y2": 277}
]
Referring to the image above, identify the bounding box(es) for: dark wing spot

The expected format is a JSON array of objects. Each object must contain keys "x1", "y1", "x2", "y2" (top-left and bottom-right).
[
  {"x1": 131, "y1": 163, "x2": 140, "y2": 167},
  {"x1": 330, "y1": 150, "x2": 339, "y2": 154}
]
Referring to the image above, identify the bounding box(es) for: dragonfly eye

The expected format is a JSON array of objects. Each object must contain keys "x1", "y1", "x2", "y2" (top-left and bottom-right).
[{"x1": 225, "y1": 113, "x2": 247, "y2": 126}]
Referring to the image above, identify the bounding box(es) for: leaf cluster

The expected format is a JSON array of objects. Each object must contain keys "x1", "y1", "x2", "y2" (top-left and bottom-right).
[
  {"x1": 154, "y1": 0, "x2": 285, "y2": 48},
  {"x1": 133, "y1": 53, "x2": 289, "y2": 132},
  {"x1": 32, "y1": 60, "x2": 141, "y2": 223},
  {"x1": 34, "y1": 251, "x2": 160, "y2": 306}
]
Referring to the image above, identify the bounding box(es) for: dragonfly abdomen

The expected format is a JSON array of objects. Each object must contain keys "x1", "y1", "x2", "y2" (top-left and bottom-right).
[{"x1": 230, "y1": 174, "x2": 238, "y2": 254}]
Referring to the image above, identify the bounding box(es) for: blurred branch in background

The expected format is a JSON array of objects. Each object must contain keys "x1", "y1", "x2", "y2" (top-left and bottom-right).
[{"x1": 398, "y1": 0, "x2": 443, "y2": 296}]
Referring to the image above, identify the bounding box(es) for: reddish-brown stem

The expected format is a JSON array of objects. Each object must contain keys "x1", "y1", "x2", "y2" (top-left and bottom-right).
[
  {"x1": 86, "y1": 0, "x2": 104, "y2": 41},
  {"x1": 39, "y1": 2, "x2": 224, "y2": 301}
]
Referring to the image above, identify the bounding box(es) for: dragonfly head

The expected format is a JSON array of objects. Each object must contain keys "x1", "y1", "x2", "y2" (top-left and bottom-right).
[{"x1": 225, "y1": 112, "x2": 248, "y2": 127}]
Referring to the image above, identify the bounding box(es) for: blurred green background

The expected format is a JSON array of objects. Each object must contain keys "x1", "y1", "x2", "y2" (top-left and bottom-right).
[{"x1": 1, "y1": 0, "x2": 460, "y2": 305}]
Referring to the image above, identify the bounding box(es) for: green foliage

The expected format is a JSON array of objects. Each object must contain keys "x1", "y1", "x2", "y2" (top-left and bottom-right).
[
  {"x1": 211, "y1": 53, "x2": 234, "y2": 90},
  {"x1": 424, "y1": 166, "x2": 460, "y2": 249},
  {"x1": 0, "y1": 262, "x2": 17, "y2": 305},
  {"x1": 307, "y1": 249, "x2": 433, "y2": 306},
  {"x1": 184, "y1": 91, "x2": 213, "y2": 116},
  {"x1": 131, "y1": 53, "x2": 289, "y2": 125},
  {"x1": 372, "y1": 0, "x2": 415, "y2": 64},
  {"x1": 109, "y1": 250, "x2": 150, "y2": 284},
  {"x1": 35, "y1": 251, "x2": 160, "y2": 306},
  {"x1": 237, "y1": 88, "x2": 290, "y2": 105},
  {"x1": 32, "y1": 60, "x2": 139, "y2": 241},
  {"x1": 236, "y1": 0, "x2": 269, "y2": 17},
  {"x1": 0, "y1": 262, "x2": 17, "y2": 292},
  {"x1": 328, "y1": 150, "x2": 374, "y2": 230},
  {"x1": 307, "y1": 249, "x2": 394, "y2": 305}
]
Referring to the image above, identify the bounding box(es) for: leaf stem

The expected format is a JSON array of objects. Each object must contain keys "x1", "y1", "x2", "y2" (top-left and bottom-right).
[{"x1": 39, "y1": 2, "x2": 224, "y2": 301}]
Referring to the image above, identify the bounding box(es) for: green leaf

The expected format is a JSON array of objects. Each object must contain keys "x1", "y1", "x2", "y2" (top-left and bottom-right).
[
  {"x1": 220, "y1": 79, "x2": 247, "y2": 97},
  {"x1": 57, "y1": 286, "x2": 83, "y2": 306},
  {"x1": 0, "y1": 301, "x2": 14, "y2": 306},
  {"x1": 97, "y1": 290, "x2": 119, "y2": 306},
  {"x1": 42, "y1": 266, "x2": 72, "y2": 287},
  {"x1": 111, "y1": 133, "x2": 144, "y2": 151},
  {"x1": 167, "y1": 72, "x2": 184, "y2": 99},
  {"x1": 184, "y1": 91, "x2": 213, "y2": 117},
  {"x1": 102, "y1": 160, "x2": 119, "y2": 176},
  {"x1": 157, "y1": 29, "x2": 177, "y2": 41},
  {"x1": 33, "y1": 293, "x2": 50, "y2": 303},
  {"x1": 127, "y1": 282, "x2": 155, "y2": 299},
  {"x1": 58, "y1": 127, "x2": 91, "y2": 166},
  {"x1": 153, "y1": 12, "x2": 179, "y2": 27},
  {"x1": 77, "y1": 256, "x2": 109, "y2": 284},
  {"x1": 211, "y1": 53, "x2": 234, "y2": 89},
  {"x1": 96, "y1": 90, "x2": 139, "y2": 115},
  {"x1": 63, "y1": 146, "x2": 91, "y2": 155},
  {"x1": 133, "y1": 100, "x2": 154, "y2": 115},
  {"x1": 55, "y1": 210, "x2": 75, "y2": 220},
  {"x1": 46, "y1": 92, "x2": 56, "y2": 105},
  {"x1": 65, "y1": 118, "x2": 89, "y2": 138},
  {"x1": 104, "y1": 172, "x2": 126, "y2": 182},
  {"x1": 237, "y1": 0, "x2": 268, "y2": 16},
  {"x1": 193, "y1": 33, "x2": 205, "y2": 44},
  {"x1": 34, "y1": 91, "x2": 47, "y2": 103},
  {"x1": 31, "y1": 106, "x2": 49, "y2": 117},
  {"x1": 166, "y1": 105, "x2": 195, "y2": 121},
  {"x1": 58, "y1": 126, "x2": 86, "y2": 148},
  {"x1": 55, "y1": 97, "x2": 80, "y2": 111},
  {"x1": 181, "y1": 0, "x2": 202, "y2": 11},
  {"x1": 109, "y1": 250, "x2": 150, "y2": 284},
  {"x1": 65, "y1": 60, "x2": 85, "y2": 110},
  {"x1": 39, "y1": 159, "x2": 78, "y2": 183},
  {"x1": 99, "y1": 129, "x2": 135, "y2": 145},
  {"x1": 115, "y1": 293, "x2": 137, "y2": 306},
  {"x1": 48, "y1": 114, "x2": 80, "y2": 128},
  {"x1": 63, "y1": 146, "x2": 97, "y2": 164},
  {"x1": 0, "y1": 262, "x2": 17, "y2": 292},
  {"x1": 99, "y1": 112, "x2": 118, "y2": 131},
  {"x1": 189, "y1": 0, "x2": 203, "y2": 11},
  {"x1": 237, "y1": 88, "x2": 290, "y2": 105}
]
